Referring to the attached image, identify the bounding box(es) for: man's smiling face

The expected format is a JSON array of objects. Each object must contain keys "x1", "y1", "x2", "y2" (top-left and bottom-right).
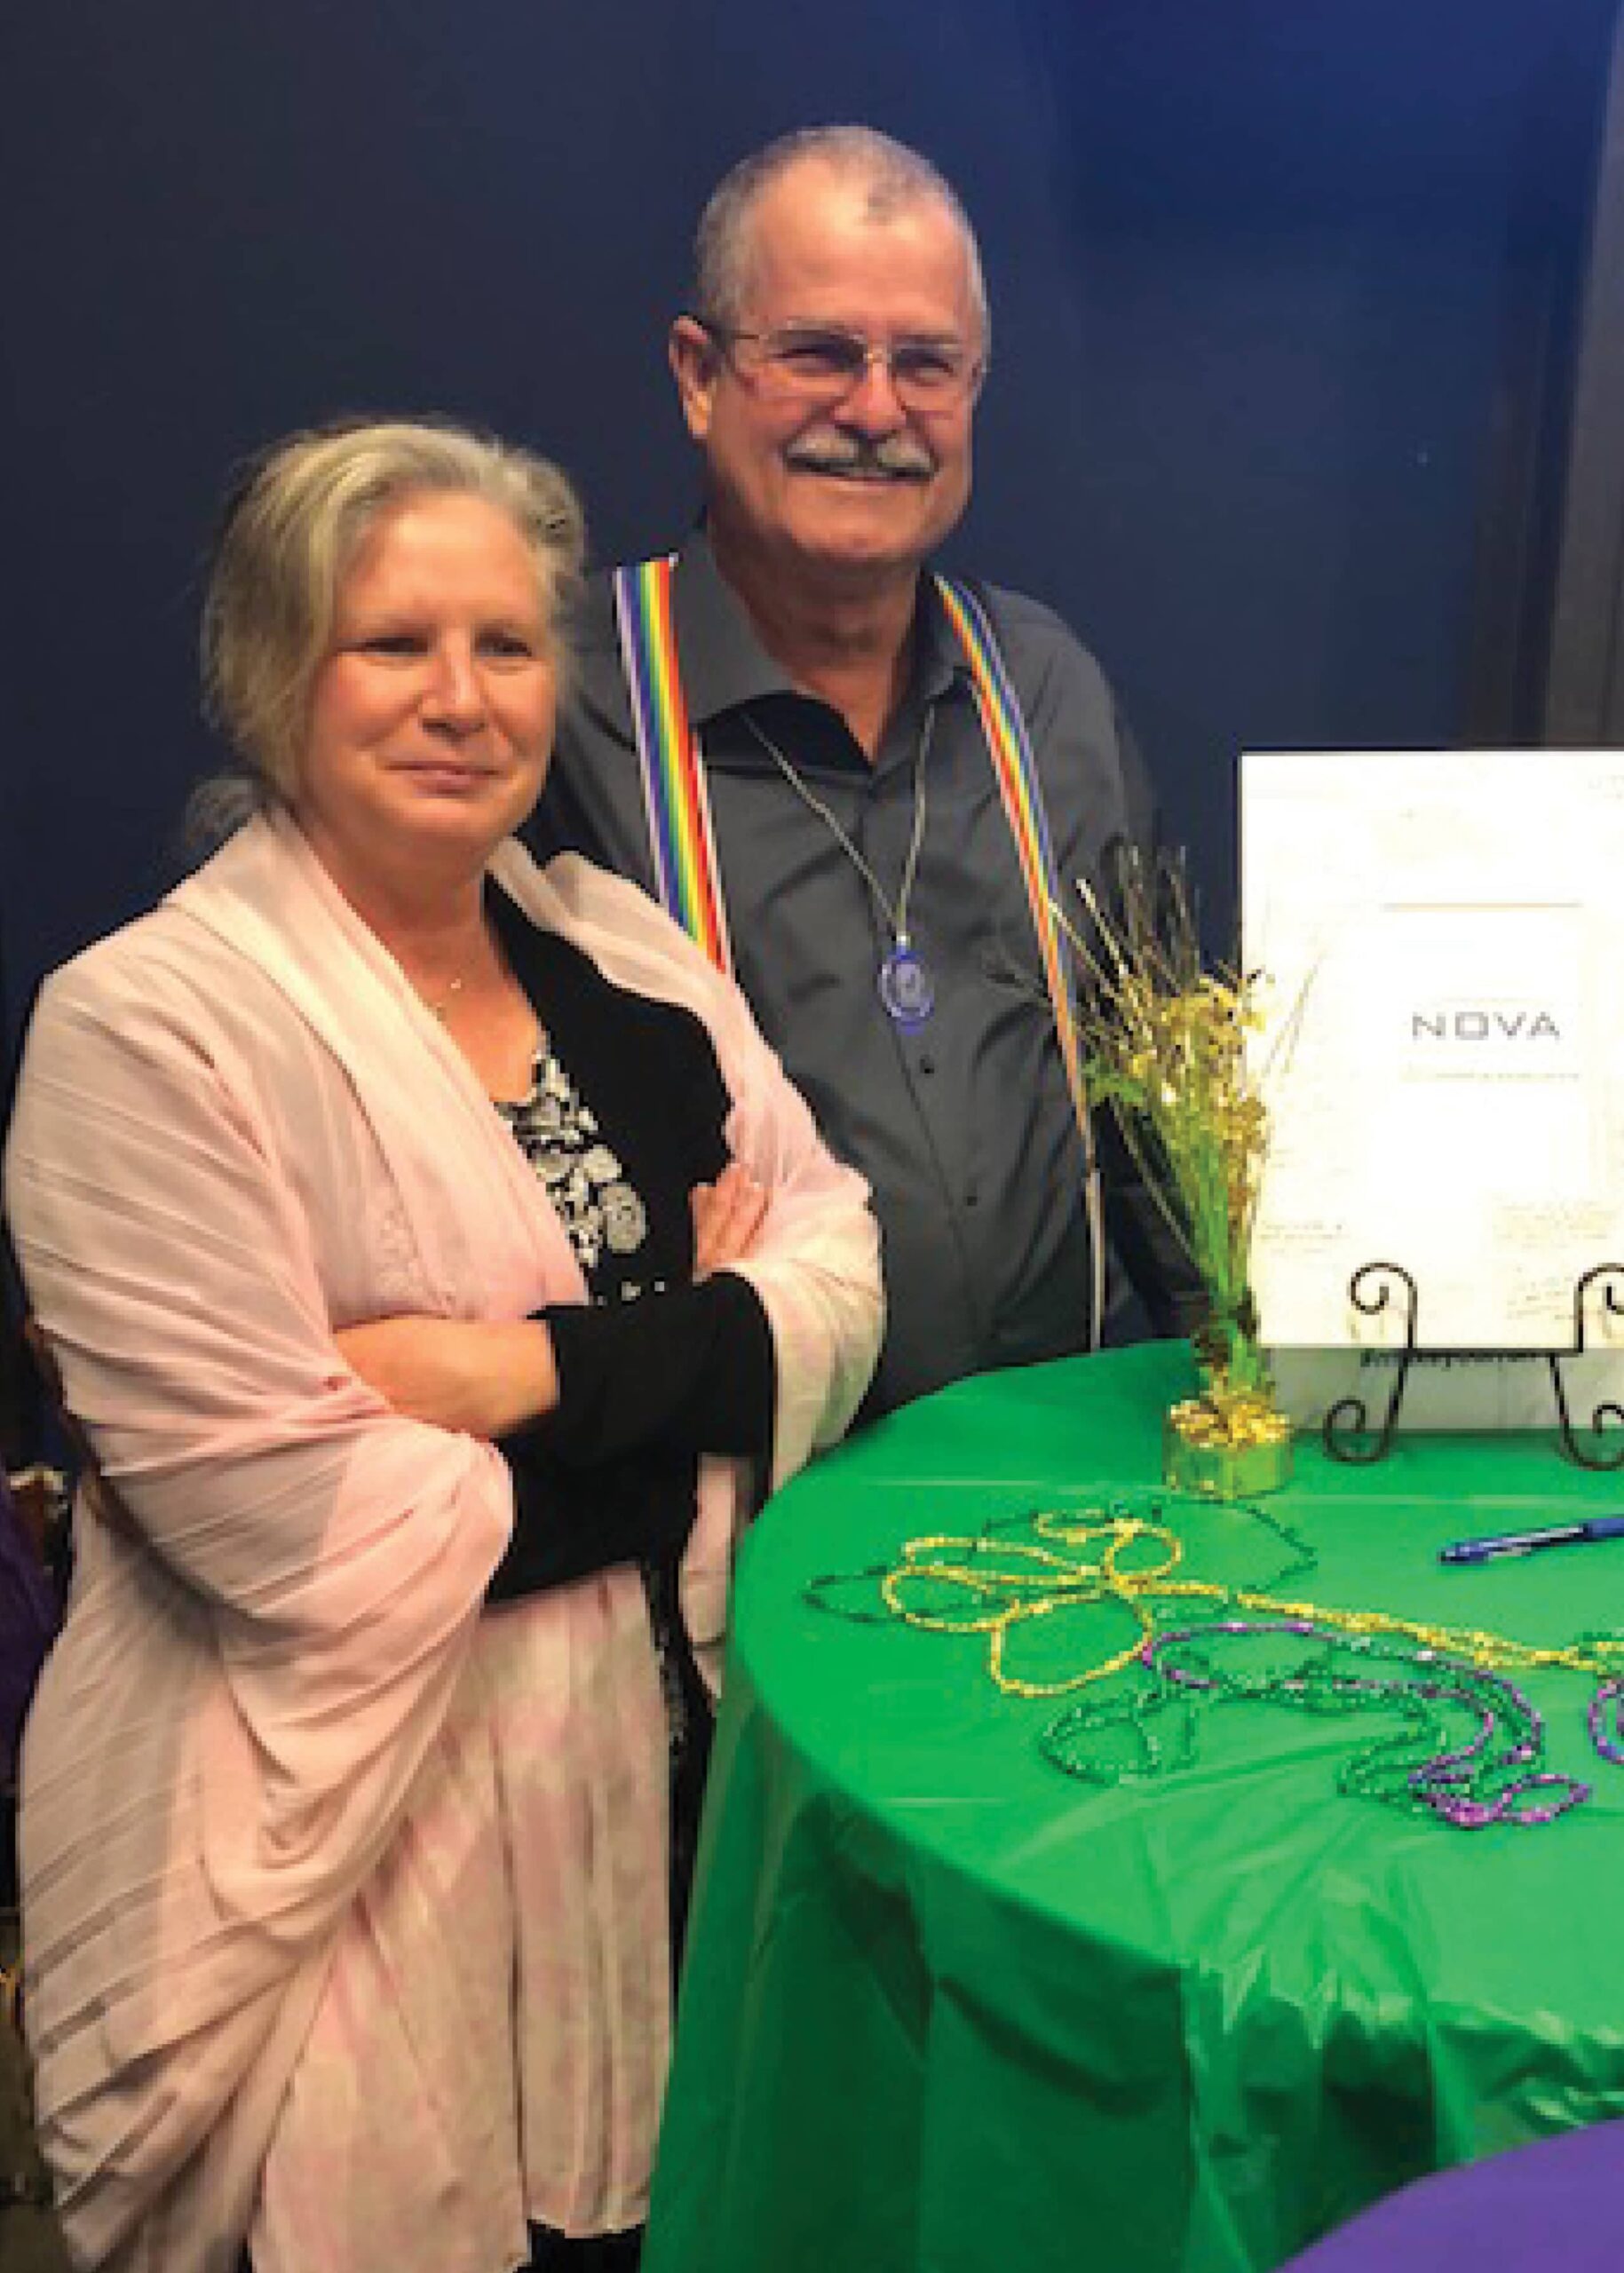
[{"x1": 670, "y1": 156, "x2": 983, "y2": 603}]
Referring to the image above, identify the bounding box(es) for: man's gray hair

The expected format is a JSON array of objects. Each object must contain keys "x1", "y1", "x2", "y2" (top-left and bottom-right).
[{"x1": 692, "y1": 124, "x2": 989, "y2": 344}]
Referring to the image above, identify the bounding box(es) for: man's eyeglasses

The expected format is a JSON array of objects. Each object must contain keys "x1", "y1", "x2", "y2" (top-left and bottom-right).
[{"x1": 701, "y1": 321, "x2": 985, "y2": 412}]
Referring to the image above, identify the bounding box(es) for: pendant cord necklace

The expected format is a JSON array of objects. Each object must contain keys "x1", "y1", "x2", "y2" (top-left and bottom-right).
[{"x1": 743, "y1": 709, "x2": 939, "y2": 1028}]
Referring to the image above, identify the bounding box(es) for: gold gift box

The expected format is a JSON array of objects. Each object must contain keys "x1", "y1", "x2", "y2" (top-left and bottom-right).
[{"x1": 1163, "y1": 1396, "x2": 1294, "y2": 1501}]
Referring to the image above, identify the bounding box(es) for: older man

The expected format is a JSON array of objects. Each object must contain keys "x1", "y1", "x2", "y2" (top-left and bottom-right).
[{"x1": 534, "y1": 124, "x2": 1188, "y2": 1416}]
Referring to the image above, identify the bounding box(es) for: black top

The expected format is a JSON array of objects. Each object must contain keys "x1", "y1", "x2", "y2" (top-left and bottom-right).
[{"x1": 484, "y1": 892, "x2": 775, "y2": 1604}]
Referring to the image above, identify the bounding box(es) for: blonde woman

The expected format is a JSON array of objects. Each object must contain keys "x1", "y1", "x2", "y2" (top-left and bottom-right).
[{"x1": 5, "y1": 419, "x2": 881, "y2": 2273}]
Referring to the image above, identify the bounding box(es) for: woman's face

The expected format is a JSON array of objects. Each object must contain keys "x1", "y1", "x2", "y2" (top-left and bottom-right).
[{"x1": 296, "y1": 489, "x2": 557, "y2": 899}]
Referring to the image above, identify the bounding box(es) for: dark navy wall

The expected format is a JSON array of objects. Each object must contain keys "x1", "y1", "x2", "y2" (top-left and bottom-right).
[{"x1": 2, "y1": 0, "x2": 1613, "y2": 1049}]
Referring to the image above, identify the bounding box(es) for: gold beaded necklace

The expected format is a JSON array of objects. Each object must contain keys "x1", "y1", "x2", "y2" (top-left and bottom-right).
[{"x1": 848, "y1": 1507, "x2": 1624, "y2": 1700}]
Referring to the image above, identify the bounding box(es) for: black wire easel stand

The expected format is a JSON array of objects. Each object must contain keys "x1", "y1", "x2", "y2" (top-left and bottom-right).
[{"x1": 1320, "y1": 1263, "x2": 1624, "y2": 1469}]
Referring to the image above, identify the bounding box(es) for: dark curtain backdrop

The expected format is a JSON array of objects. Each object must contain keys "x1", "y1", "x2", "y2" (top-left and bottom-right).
[{"x1": 2, "y1": 0, "x2": 1614, "y2": 1053}]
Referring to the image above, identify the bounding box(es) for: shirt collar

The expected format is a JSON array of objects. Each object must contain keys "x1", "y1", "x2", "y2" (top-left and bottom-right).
[{"x1": 668, "y1": 524, "x2": 969, "y2": 728}]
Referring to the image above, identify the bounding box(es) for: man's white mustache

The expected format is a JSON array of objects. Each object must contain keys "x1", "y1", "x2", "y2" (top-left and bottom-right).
[{"x1": 785, "y1": 433, "x2": 935, "y2": 479}]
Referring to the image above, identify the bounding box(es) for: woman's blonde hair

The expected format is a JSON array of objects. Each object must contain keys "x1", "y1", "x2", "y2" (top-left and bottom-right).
[{"x1": 200, "y1": 417, "x2": 586, "y2": 810}]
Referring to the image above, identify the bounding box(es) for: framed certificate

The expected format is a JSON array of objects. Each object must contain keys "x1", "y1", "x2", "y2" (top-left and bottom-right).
[{"x1": 1241, "y1": 748, "x2": 1624, "y2": 1423}]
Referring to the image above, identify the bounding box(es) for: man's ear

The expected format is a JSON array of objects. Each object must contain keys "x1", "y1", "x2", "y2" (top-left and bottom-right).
[{"x1": 669, "y1": 317, "x2": 722, "y2": 444}]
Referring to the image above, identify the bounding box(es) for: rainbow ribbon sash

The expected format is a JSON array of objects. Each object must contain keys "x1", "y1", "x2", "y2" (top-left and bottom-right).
[
  {"x1": 931, "y1": 574, "x2": 1092, "y2": 1160},
  {"x1": 612, "y1": 556, "x2": 733, "y2": 974},
  {"x1": 612, "y1": 556, "x2": 1102, "y2": 1338}
]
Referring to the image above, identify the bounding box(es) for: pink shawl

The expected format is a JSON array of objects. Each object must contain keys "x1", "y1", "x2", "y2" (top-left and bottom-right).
[{"x1": 4, "y1": 813, "x2": 880, "y2": 2272}]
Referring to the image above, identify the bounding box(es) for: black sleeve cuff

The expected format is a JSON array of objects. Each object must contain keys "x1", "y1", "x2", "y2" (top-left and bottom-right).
[
  {"x1": 485, "y1": 1438, "x2": 697, "y2": 1606},
  {"x1": 537, "y1": 1273, "x2": 775, "y2": 1471},
  {"x1": 485, "y1": 1276, "x2": 776, "y2": 1612}
]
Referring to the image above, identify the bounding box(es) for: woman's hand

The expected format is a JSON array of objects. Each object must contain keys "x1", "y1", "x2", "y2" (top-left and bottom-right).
[
  {"x1": 335, "y1": 1315, "x2": 558, "y2": 1440},
  {"x1": 691, "y1": 1161, "x2": 769, "y2": 1279}
]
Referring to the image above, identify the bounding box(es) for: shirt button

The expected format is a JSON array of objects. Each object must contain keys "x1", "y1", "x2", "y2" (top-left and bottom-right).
[
  {"x1": 918, "y1": 1054, "x2": 937, "y2": 1076},
  {"x1": 964, "y1": 1186, "x2": 979, "y2": 1209}
]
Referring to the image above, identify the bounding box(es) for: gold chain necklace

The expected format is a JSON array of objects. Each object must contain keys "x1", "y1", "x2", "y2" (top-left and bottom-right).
[{"x1": 422, "y1": 975, "x2": 466, "y2": 1022}]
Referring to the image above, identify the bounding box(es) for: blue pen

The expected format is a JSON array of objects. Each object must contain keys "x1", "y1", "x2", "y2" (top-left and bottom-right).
[{"x1": 1439, "y1": 1515, "x2": 1624, "y2": 1564}]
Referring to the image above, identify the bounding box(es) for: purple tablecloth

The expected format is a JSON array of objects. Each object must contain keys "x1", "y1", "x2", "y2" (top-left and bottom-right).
[{"x1": 1282, "y1": 2119, "x2": 1624, "y2": 2270}]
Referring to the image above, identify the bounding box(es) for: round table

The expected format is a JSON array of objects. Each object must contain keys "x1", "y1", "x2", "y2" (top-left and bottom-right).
[{"x1": 644, "y1": 1344, "x2": 1624, "y2": 2273}]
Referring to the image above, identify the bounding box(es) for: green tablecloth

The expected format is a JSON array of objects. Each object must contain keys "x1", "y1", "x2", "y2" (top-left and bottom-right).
[{"x1": 644, "y1": 1343, "x2": 1624, "y2": 2273}]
